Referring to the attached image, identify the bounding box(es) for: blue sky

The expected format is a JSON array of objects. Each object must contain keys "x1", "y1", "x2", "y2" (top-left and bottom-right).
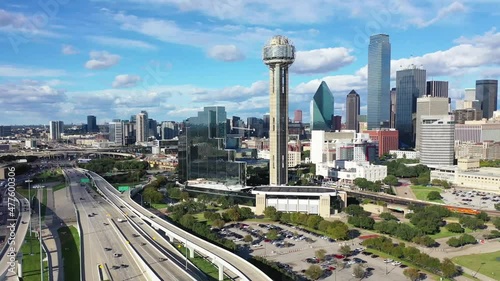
[{"x1": 0, "y1": 0, "x2": 498, "y2": 125}]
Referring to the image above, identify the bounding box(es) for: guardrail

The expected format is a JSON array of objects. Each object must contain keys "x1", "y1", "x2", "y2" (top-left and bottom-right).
[
  {"x1": 86, "y1": 170, "x2": 272, "y2": 281},
  {"x1": 108, "y1": 218, "x2": 161, "y2": 281}
]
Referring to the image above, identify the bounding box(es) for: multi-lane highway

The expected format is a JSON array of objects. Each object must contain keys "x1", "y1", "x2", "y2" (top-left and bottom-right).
[
  {"x1": 87, "y1": 170, "x2": 273, "y2": 281},
  {"x1": 67, "y1": 169, "x2": 198, "y2": 281},
  {"x1": 67, "y1": 169, "x2": 146, "y2": 281},
  {"x1": 0, "y1": 194, "x2": 30, "y2": 280}
]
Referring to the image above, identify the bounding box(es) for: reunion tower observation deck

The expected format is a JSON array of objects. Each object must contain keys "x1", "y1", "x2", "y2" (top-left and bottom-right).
[{"x1": 263, "y1": 35, "x2": 295, "y2": 186}]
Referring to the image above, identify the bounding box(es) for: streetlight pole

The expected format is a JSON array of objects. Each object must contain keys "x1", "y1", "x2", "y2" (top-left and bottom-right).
[
  {"x1": 25, "y1": 179, "x2": 33, "y2": 255},
  {"x1": 185, "y1": 239, "x2": 188, "y2": 270}
]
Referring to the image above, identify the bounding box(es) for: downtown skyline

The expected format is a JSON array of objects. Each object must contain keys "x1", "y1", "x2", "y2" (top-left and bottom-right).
[{"x1": 0, "y1": 0, "x2": 499, "y2": 125}]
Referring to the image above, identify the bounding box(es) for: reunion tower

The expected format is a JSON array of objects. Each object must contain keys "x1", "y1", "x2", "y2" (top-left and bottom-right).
[{"x1": 263, "y1": 35, "x2": 295, "y2": 186}]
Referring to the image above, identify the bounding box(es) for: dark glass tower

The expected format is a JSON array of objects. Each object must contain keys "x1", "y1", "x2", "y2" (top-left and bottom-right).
[
  {"x1": 87, "y1": 115, "x2": 97, "y2": 133},
  {"x1": 310, "y1": 81, "x2": 334, "y2": 131},
  {"x1": 346, "y1": 90, "x2": 360, "y2": 132},
  {"x1": 476, "y1": 79, "x2": 498, "y2": 119}
]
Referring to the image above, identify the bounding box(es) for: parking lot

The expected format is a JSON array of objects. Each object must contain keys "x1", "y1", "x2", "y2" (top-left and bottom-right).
[
  {"x1": 214, "y1": 222, "x2": 408, "y2": 280},
  {"x1": 441, "y1": 189, "x2": 499, "y2": 210}
]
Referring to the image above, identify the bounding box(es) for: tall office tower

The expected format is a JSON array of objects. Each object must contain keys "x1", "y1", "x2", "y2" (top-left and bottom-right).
[
  {"x1": 263, "y1": 35, "x2": 295, "y2": 186},
  {"x1": 390, "y1": 88, "x2": 397, "y2": 128},
  {"x1": 367, "y1": 34, "x2": 391, "y2": 129},
  {"x1": 262, "y1": 113, "x2": 270, "y2": 138},
  {"x1": 420, "y1": 115, "x2": 455, "y2": 166},
  {"x1": 426, "y1": 81, "x2": 449, "y2": 97},
  {"x1": 310, "y1": 81, "x2": 334, "y2": 131},
  {"x1": 49, "y1": 121, "x2": 64, "y2": 140},
  {"x1": 415, "y1": 96, "x2": 449, "y2": 151},
  {"x1": 346, "y1": 90, "x2": 360, "y2": 132},
  {"x1": 108, "y1": 119, "x2": 124, "y2": 145},
  {"x1": 136, "y1": 112, "x2": 148, "y2": 143},
  {"x1": 123, "y1": 121, "x2": 136, "y2": 145},
  {"x1": 332, "y1": 115, "x2": 342, "y2": 131},
  {"x1": 148, "y1": 118, "x2": 157, "y2": 138},
  {"x1": 293, "y1": 110, "x2": 303, "y2": 123},
  {"x1": 130, "y1": 115, "x2": 136, "y2": 123},
  {"x1": 395, "y1": 67, "x2": 426, "y2": 147},
  {"x1": 476, "y1": 79, "x2": 498, "y2": 119},
  {"x1": 87, "y1": 115, "x2": 97, "y2": 133},
  {"x1": 0, "y1": 126, "x2": 12, "y2": 137},
  {"x1": 161, "y1": 121, "x2": 178, "y2": 140}
]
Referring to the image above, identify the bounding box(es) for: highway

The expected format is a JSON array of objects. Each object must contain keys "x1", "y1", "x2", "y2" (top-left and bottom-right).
[
  {"x1": 67, "y1": 169, "x2": 146, "y2": 281},
  {"x1": 0, "y1": 194, "x2": 30, "y2": 280},
  {"x1": 67, "y1": 169, "x2": 198, "y2": 281},
  {"x1": 87, "y1": 170, "x2": 273, "y2": 281}
]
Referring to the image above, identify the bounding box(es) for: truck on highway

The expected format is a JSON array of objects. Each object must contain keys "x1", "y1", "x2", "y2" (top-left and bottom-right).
[{"x1": 117, "y1": 218, "x2": 126, "y2": 222}]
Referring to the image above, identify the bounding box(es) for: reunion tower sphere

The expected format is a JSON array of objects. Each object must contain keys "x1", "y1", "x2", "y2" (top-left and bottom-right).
[{"x1": 262, "y1": 35, "x2": 295, "y2": 65}]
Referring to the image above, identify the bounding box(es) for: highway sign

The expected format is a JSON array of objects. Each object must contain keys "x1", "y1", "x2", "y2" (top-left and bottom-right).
[
  {"x1": 80, "y1": 178, "x2": 90, "y2": 184},
  {"x1": 118, "y1": 186, "x2": 130, "y2": 192}
]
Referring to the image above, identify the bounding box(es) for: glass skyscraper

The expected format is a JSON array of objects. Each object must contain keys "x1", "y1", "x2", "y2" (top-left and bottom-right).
[
  {"x1": 310, "y1": 81, "x2": 334, "y2": 131},
  {"x1": 367, "y1": 34, "x2": 391, "y2": 130},
  {"x1": 395, "y1": 67, "x2": 426, "y2": 147},
  {"x1": 178, "y1": 106, "x2": 246, "y2": 185},
  {"x1": 476, "y1": 79, "x2": 498, "y2": 119}
]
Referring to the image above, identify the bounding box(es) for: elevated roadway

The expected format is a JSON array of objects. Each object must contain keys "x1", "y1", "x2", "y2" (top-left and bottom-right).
[
  {"x1": 67, "y1": 169, "x2": 199, "y2": 281},
  {"x1": 85, "y1": 170, "x2": 272, "y2": 281}
]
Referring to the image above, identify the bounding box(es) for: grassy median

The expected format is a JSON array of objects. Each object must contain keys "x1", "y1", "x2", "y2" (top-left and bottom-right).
[
  {"x1": 20, "y1": 235, "x2": 49, "y2": 281},
  {"x1": 175, "y1": 244, "x2": 231, "y2": 281},
  {"x1": 58, "y1": 226, "x2": 80, "y2": 281}
]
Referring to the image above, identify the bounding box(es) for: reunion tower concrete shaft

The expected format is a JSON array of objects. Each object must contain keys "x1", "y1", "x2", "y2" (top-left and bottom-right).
[{"x1": 263, "y1": 35, "x2": 295, "y2": 185}]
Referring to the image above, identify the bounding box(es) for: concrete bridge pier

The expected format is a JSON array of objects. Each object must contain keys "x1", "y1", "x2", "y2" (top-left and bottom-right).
[
  {"x1": 217, "y1": 262, "x2": 224, "y2": 281},
  {"x1": 187, "y1": 247, "x2": 195, "y2": 258}
]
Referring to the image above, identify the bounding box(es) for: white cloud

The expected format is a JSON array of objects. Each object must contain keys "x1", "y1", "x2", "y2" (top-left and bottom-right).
[
  {"x1": 84, "y1": 51, "x2": 121, "y2": 70},
  {"x1": 0, "y1": 65, "x2": 66, "y2": 77},
  {"x1": 207, "y1": 45, "x2": 245, "y2": 62},
  {"x1": 412, "y1": 1, "x2": 467, "y2": 28},
  {"x1": 192, "y1": 81, "x2": 268, "y2": 102},
  {"x1": 0, "y1": 9, "x2": 61, "y2": 38},
  {"x1": 87, "y1": 36, "x2": 157, "y2": 50},
  {"x1": 61, "y1": 44, "x2": 78, "y2": 55},
  {"x1": 112, "y1": 74, "x2": 142, "y2": 88},
  {"x1": 291, "y1": 47, "x2": 355, "y2": 74}
]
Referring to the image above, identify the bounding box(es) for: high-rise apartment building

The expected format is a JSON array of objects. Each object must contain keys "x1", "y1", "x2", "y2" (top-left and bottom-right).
[
  {"x1": 453, "y1": 109, "x2": 483, "y2": 124},
  {"x1": 136, "y1": 112, "x2": 148, "y2": 143},
  {"x1": 263, "y1": 35, "x2": 295, "y2": 185},
  {"x1": 426, "y1": 81, "x2": 448, "y2": 98},
  {"x1": 420, "y1": 115, "x2": 455, "y2": 166},
  {"x1": 415, "y1": 96, "x2": 449, "y2": 151},
  {"x1": 367, "y1": 34, "x2": 391, "y2": 129},
  {"x1": 293, "y1": 110, "x2": 303, "y2": 123},
  {"x1": 161, "y1": 121, "x2": 178, "y2": 140},
  {"x1": 346, "y1": 90, "x2": 360, "y2": 132},
  {"x1": 476, "y1": 80, "x2": 498, "y2": 119},
  {"x1": 87, "y1": 115, "x2": 97, "y2": 133},
  {"x1": 108, "y1": 119, "x2": 124, "y2": 145},
  {"x1": 395, "y1": 67, "x2": 426, "y2": 147},
  {"x1": 148, "y1": 118, "x2": 158, "y2": 138},
  {"x1": 390, "y1": 88, "x2": 397, "y2": 128},
  {"x1": 310, "y1": 81, "x2": 334, "y2": 131},
  {"x1": 49, "y1": 121, "x2": 64, "y2": 140}
]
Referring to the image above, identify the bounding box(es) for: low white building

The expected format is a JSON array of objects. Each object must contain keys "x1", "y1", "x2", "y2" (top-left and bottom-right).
[
  {"x1": 317, "y1": 160, "x2": 387, "y2": 183},
  {"x1": 25, "y1": 139, "x2": 37, "y2": 149},
  {"x1": 430, "y1": 158, "x2": 500, "y2": 192},
  {"x1": 389, "y1": 150, "x2": 420, "y2": 159}
]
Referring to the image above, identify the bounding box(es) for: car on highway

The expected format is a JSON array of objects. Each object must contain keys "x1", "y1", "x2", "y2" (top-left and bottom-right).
[{"x1": 113, "y1": 253, "x2": 121, "y2": 257}]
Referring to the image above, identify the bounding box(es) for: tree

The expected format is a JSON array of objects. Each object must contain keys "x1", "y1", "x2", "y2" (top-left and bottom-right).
[
  {"x1": 307, "y1": 215, "x2": 324, "y2": 229},
  {"x1": 446, "y1": 222, "x2": 464, "y2": 233},
  {"x1": 495, "y1": 203, "x2": 500, "y2": 211},
  {"x1": 339, "y1": 245, "x2": 351, "y2": 256},
  {"x1": 179, "y1": 214, "x2": 196, "y2": 228},
  {"x1": 493, "y1": 217, "x2": 500, "y2": 230},
  {"x1": 180, "y1": 191, "x2": 190, "y2": 201},
  {"x1": 212, "y1": 219, "x2": 225, "y2": 229},
  {"x1": 427, "y1": 191, "x2": 442, "y2": 201},
  {"x1": 305, "y1": 265, "x2": 323, "y2": 280},
  {"x1": 239, "y1": 207, "x2": 254, "y2": 220},
  {"x1": 225, "y1": 208, "x2": 241, "y2": 222},
  {"x1": 352, "y1": 264, "x2": 365, "y2": 278},
  {"x1": 440, "y1": 258, "x2": 458, "y2": 278},
  {"x1": 380, "y1": 212, "x2": 398, "y2": 221},
  {"x1": 403, "y1": 268, "x2": 420, "y2": 281},
  {"x1": 263, "y1": 206, "x2": 280, "y2": 221},
  {"x1": 266, "y1": 229, "x2": 279, "y2": 240},
  {"x1": 243, "y1": 234, "x2": 253, "y2": 243},
  {"x1": 476, "y1": 211, "x2": 490, "y2": 222},
  {"x1": 315, "y1": 249, "x2": 327, "y2": 261},
  {"x1": 345, "y1": 205, "x2": 367, "y2": 216},
  {"x1": 383, "y1": 175, "x2": 399, "y2": 186}
]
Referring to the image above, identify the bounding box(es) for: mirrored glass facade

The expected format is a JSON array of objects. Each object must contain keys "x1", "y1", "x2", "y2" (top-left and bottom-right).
[
  {"x1": 178, "y1": 106, "x2": 246, "y2": 185},
  {"x1": 310, "y1": 81, "x2": 334, "y2": 131}
]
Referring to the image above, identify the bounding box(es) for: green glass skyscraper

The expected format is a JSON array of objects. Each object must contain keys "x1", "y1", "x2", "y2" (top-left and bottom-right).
[{"x1": 310, "y1": 81, "x2": 334, "y2": 131}]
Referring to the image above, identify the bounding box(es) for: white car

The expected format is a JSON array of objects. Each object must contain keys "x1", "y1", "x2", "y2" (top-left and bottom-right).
[{"x1": 384, "y1": 259, "x2": 393, "y2": 263}]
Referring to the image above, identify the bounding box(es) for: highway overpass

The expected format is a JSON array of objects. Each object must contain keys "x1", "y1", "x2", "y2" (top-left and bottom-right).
[{"x1": 84, "y1": 169, "x2": 273, "y2": 281}]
